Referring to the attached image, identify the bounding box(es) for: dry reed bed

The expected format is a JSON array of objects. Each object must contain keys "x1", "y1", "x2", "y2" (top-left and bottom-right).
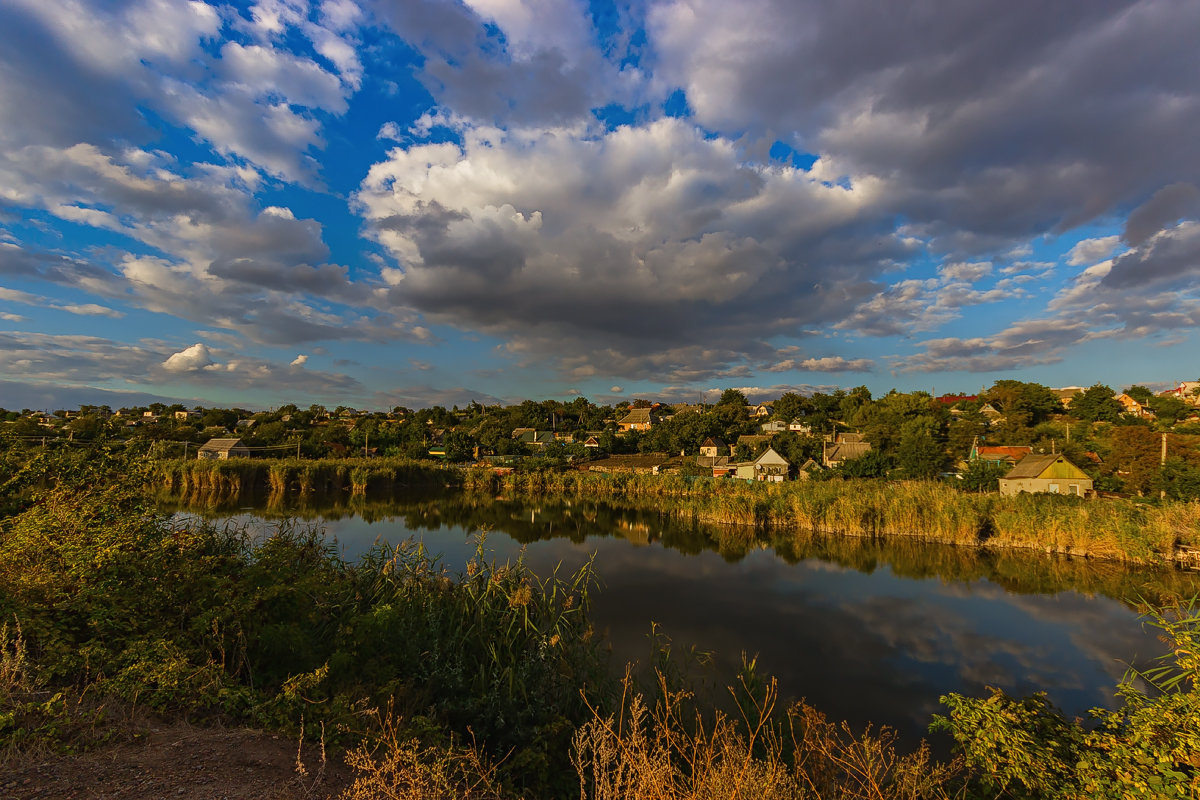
[
  {"x1": 152, "y1": 460, "x2": 1200, "y2": 565},
  {"x1": 467, "y1": 469, "x2": 1200, "y2": 565},
  {"x1": 152, "y1": 457, "x2": 459, "y2": 499}
]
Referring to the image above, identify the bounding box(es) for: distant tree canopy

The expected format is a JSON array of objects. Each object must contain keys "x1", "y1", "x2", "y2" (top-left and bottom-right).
[
  {"x1": 1124, "y1": 385, "x2": 1155, "y2": 404},
  {"x1": 771, "y1": 392, "x2": 809, "y2": 422},
  {"x1": 984, "y1": 380, "x2": 1060, "y2": 427},
  {"x1": 1149, "y1": 394, "x2": 1190, "y2": 425},
  {"x1": 718, "y1": 388, "x2": 748, "y2": 407},
  {"x1": 1072, "y1": 383, "x2": 1123, "y2": 423}
]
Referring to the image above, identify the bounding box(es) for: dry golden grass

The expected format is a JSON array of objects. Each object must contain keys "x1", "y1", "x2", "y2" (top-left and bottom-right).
[
  {"x1": 571, "y1": 669, "x2": 964, "y2": 800},
  {"x1": 338, "y1": 705, "x2": 505, "y2": 800}
]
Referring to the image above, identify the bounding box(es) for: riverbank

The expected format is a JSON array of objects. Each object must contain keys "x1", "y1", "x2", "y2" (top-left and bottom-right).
[
  {"x1": 8, "y1": 450, "x2": 1200, "y2": 798},
  {"x1": 150, "y1": 457, "x2": 1200, "y2": 565}
]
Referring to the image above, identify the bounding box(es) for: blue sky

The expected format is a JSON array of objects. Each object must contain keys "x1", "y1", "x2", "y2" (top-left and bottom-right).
[{"x1": 1, "y1": 0, "x2": 1198, "y2": 411}]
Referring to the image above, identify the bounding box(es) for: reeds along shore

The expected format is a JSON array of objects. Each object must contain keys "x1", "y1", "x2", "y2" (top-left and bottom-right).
[
  {"x1": 461, "y1": 468, "x2": 1200, "y2": 563},
  {"x1": 150, "y1": 458, "x2": 1200, "y2": 564},
  {"x1": 152, "y1": 456, "x2": 459, "y2": 499}
]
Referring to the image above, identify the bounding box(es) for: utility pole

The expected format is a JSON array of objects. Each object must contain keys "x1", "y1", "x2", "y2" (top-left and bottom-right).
[{"x1": 1162, "y1": 432, "x2": 1168, "y2": 499}]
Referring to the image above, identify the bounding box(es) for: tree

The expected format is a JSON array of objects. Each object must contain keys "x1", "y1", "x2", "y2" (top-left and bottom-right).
[
  {"x1": 771, "y1": 392, "x2": 809, "y2": 422},
  {"x1": 443, "y1": 430, "x2": 477, "y2": 462},
  {"x1": 896, "y1": 417, "x2": 946, "y2": 479},
  {"x1": 1071, "y1": 383, "x2": 1122, "y2": 423},
  {"x1": 984, "y1": 380, "x2": 1060, "y2": 425},
  {"x1": 1150, "y1": 394, "x2": 1190, "y2": 425},
  {"x1": 66, "y1": 415, "x2": 103, "y2": 440},
  {"x1": 769, "y1": 431, "x2": 821, "y2": 472},
  {"x1": 958, "y1": 459, "x2": 1010, "y2": 493},
  {"x1": 717, "y1": 388, "x2": 748, "y2": 407},
  {"x1": 201, "y1": 408, "x2": 238, "y2": 429},
  {"x1": 1124, "y1": 385, "x2": 1155, "y2": 405},
  {"x1": 838, "y1": 448, "x2": 892, "y2": 478},
  {"x1": 1105, "y1": 426, "x2": 1162, "y2": 494},
  {"x1": 948, "y1": 410, "x2": 989, "y2": 459},
  {"x1": 839, "y1": 385, "x2": 873, "y2": 422},
  {"x1": 1158, "y1": 457, "x2": 1200, "y2": 501}
]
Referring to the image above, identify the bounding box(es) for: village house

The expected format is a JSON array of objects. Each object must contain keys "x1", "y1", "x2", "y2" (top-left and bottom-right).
[
  {"x1": 616, "y1": 407, "x2": 656, "y2": 432},
  {"x1": 672, "y1": 403, "x2": 707, "y2": 415},
  {"x1": 969, "y1": 444, "x2": 1033, "y2": 466},
  {"x1": 736, "y1": 434, "x2": 773, "y2": 453},
  {"x1": 1114, "y1": 393, "x2": 1154, "y2": 419},
  {"x1": 1159, "y1": 381, "x2": 1200, "y2": 406},
  {"x1": 787, "y1": 420, "x2": 813, "y2": 434},
  {"x1": 760, "y1": 419, "x2": 788, "y2": 433},
  {"x1": 585, "y1": 453, "x2": 672, "y2": 474},
  {"x1": 935, "y1": 394, "x2": 977, "y2": 407},
  {"x1": 697, "y1": 436, "x2": 733, "y2": 476},
  {"x1": 734, "y1": 446, "x2": 790, "y2": 482},
  {"x1": 197, "y1": 438, "x2": 250, "y2": 460},
  {"x1": 1052, "y1": 387, "x2": 1083, "y2": 408},
  {"x1": 174, "y1": 409, "x2": 201, "y2": 421},
  {"x1": 999, "y1": 453, "x2": 1094, "y2": 497},
  {"x1": 751, "y1": 402, "x2": 774, "y2": 418},
  {"x1": 978, "y1": 403, "x2": 1004, "y2": 424},
  {"x1": 822, "y1": 432, "x2": 872, "y2": 468}
]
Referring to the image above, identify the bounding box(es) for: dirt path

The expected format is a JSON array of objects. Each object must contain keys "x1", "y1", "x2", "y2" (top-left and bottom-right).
[{"x1": 3, "y1": 722, "x2": 351, "y2": 800}]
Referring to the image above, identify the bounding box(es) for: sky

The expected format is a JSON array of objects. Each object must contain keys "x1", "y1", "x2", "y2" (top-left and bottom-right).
[{"x1": 1, "y1": 0, "x2": 1199, "y2": 412}]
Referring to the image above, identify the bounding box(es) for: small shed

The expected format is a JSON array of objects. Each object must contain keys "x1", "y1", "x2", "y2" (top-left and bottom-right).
[
  {"x1": 197, "y1": 438, "x2": 250, "y2": 460},
  {"x1": 796, "y1": 458, "x2": 821, "y2": 479},
  {"x1": 999, "y1": 454, "x2": 1093, "y2": 497}
]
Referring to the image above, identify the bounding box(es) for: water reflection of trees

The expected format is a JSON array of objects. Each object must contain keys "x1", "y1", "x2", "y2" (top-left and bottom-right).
[{"x1": 162, "y1": 488, "x2": 1200, "y2": 608}]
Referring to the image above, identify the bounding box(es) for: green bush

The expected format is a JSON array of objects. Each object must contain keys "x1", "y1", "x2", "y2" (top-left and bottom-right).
[{"x1": 933, "y1": 599, "x2": 1200, "y2": 798}]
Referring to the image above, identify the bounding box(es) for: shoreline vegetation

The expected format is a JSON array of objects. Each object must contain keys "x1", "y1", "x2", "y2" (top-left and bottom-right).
[
  {"x1": 4, "y1": 449, "x2": 1200, "y2": 797},
  {"x1": 150, "y1": 456, "x2": 1200, "y2": 566}
]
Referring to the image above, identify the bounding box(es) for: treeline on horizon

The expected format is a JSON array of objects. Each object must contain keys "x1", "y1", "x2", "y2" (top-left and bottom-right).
[{"x1": 5, "y1": 379, "x2": 1200, "y2": 500}]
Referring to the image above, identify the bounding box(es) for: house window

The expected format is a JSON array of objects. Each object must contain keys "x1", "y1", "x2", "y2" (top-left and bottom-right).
[
  {"x1": 1069, "y1": 484, "x2": 1080, "y2": 496},
  {"x1": 1048, "y1": 483, "x2": 1060, "y2": 493}
]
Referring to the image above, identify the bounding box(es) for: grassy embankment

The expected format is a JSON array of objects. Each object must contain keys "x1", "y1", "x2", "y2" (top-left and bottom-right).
[
  {"x1": 6, "y1": 449, "x2": 1200, "y2": 798},
  {"x1": 155, "y1": 458, "x2": 1200, "y2": 564},
  {"x1": 455, "y1": 467, "x2": 1200, "y2": 563}
]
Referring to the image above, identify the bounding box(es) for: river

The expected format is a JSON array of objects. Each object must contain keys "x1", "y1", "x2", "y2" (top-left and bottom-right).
[{"x1": 166, "y1": 488, "x2": 1200, "y2": 750}]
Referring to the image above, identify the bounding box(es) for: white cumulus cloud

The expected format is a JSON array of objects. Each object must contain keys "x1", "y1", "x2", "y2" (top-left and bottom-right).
[{"x1": 163, "y1": 343, "x2": 216, "y2": 372}]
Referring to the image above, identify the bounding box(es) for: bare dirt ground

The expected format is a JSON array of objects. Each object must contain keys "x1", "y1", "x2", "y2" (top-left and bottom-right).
[{"x1": 3, "y1": 721, "x2": 353, "y2": 800}]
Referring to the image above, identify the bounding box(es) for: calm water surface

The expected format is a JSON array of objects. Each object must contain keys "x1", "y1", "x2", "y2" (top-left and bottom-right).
[{"x1": 171, "y1": 490, "x2": 1200, "y2": 748}]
